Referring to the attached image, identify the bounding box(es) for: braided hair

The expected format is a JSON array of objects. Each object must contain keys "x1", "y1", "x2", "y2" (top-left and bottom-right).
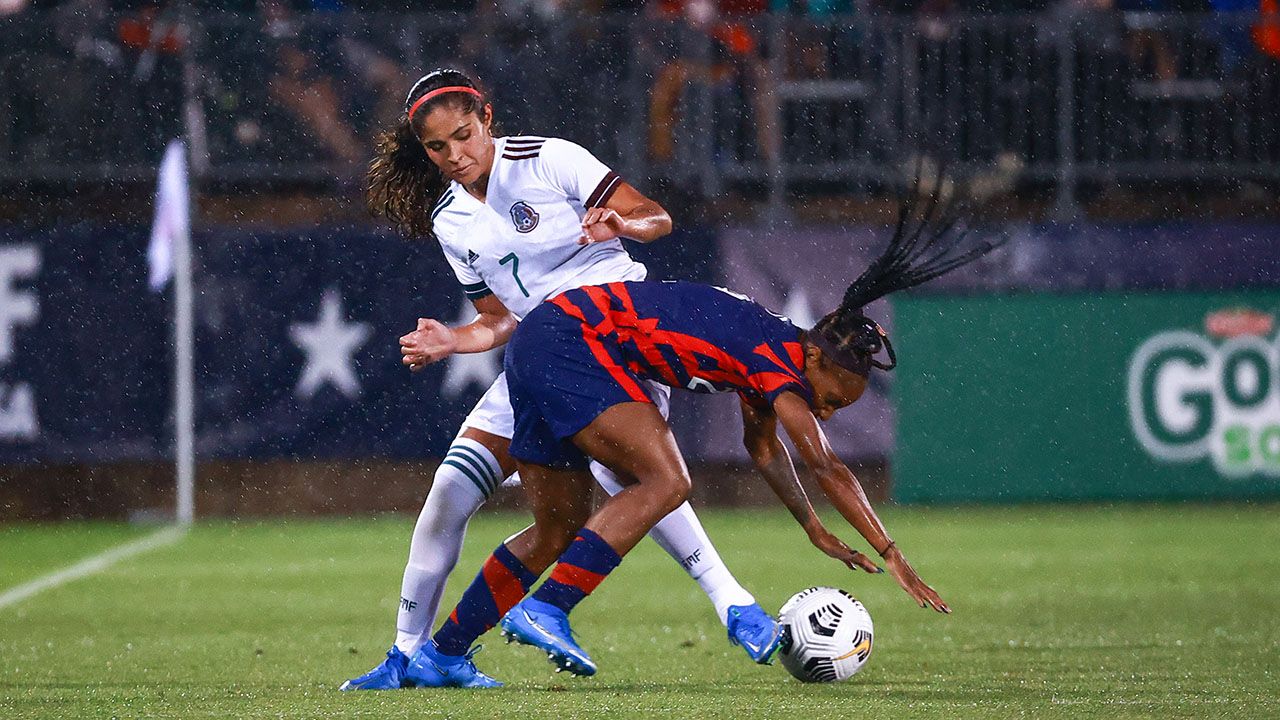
[
  {"x1": 366, "y1": 69, "x2": 489, "y2": 239},
  {"x1": 809, "y1": 170, "x2": 1006, "y2": 376}
]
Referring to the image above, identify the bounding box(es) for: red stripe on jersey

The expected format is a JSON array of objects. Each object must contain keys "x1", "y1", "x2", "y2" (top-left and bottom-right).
[
  {"x1": 481, "y1": 554, "x2": 527, "y2": 616},
  {"x1": 583, "y1": 285, "x2": 621, "y2": 333},
  {"x1": 597, "y1": 284, "x2": 683, "y2": 386},
  {"x1": 783, "y1": 341, "x2": 805, "y2": 370},
  {"x1": 552, "y1": 294, "x2": 589, "y2": 322},
  {"x1": 657, "y1": 331, "x2": 752, "y2": 386},
  {"x1": 548, "y1": 563, "x2": 608, "y2": 594},
  {"x1": 605, "y1": 283, "x2": 753, "y2": 388},
  {"x1": 554, "y1": 293, "x2": 649, "y2": 403},
  {"x1": 747, "y1": 370, "x2": 805, "y2": 395},
  {"x1": 753, "y1": 343, "x2": 804, "y2": 384}
]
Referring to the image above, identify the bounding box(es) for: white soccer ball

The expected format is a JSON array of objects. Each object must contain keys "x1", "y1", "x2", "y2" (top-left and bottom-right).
[{"x1": 777, "y1": 587, "x2": 875, "y2": 682}]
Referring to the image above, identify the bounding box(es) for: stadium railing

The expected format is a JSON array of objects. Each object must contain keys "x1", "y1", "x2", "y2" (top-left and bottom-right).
[{"x1": 0, "y1": 9, "x2": 1276, "y2": 215}]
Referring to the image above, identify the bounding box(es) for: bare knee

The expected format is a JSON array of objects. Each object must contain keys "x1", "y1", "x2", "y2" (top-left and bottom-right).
[{"x1": 650, "y1": 472, "x2": 691, "y2": 517}]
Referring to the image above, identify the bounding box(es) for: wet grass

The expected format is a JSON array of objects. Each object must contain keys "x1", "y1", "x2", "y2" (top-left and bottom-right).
[{"x1": 1, "y1": 505, "x2": 1278, "y2": 718}]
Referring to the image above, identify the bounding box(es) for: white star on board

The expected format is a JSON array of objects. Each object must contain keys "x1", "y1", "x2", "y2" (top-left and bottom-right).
[
  {"x1": 781, "y1": 286, "x2": 818, "y2": 329},
  {"x1": 290, "y1": 288, "x2": 372, "y2": 400},
  {"x1": 441, "y1": 299, "x2": 502, "y2": 398}
]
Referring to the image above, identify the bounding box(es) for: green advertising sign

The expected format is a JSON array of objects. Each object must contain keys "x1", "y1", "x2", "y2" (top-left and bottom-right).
[{"x1": 893, "y1": 291, "x2": 1280, "y2": 503}]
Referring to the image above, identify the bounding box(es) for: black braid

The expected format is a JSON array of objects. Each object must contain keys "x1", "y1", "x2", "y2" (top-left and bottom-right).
[
  {"x1": 840, "y1": 167, "x2": 1001, "y2": 312},
  {"x1": 812, "y1": 166, "x2": 1006, "y2": 374}
]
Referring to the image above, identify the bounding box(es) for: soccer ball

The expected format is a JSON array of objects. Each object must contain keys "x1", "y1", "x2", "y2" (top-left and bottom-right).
[{"x1": 777, "y1": 587, "x2": 875, "y2": 682}]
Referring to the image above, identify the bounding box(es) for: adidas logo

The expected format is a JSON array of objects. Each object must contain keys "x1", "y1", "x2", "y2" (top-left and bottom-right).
[{"x1": 466, "y1": 250, "x2": 479, "y2": 265}]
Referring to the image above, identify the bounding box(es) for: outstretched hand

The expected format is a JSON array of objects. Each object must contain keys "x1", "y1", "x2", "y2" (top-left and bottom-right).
[
  {"x1": 579, "y1": 207, "x2": 627, "y2": 244},
  {"x1": 399, "y1": 318, "x2": 457, "y2": 372},
  {"x1": 882, "y1": 546, "x2": 950, "y2": 613},
  {"x1": 809, "y1": 527, "x2": 883, "y2": 574}
]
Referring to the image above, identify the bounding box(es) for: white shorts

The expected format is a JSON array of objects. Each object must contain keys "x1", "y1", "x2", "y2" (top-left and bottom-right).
[{"x1": 458, "y1": 371, "x2": 672, "y2": 441}]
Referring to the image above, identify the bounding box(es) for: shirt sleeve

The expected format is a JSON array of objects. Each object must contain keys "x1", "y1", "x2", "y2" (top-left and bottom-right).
[
  {"x1": 537, "y1": 138, "x2": 624, "y2": 209},
  {"x1": 436, "y1": 226, "x2": 492, "y2": 301}
]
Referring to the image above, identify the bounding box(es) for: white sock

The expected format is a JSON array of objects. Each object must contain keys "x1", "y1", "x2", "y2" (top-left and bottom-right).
[
  {"x1": 393, "y1": 438, "x2": 503, "y2": 655},
  {"x1": 589, "y1": 460, "x2": 755, "y2": 626}
]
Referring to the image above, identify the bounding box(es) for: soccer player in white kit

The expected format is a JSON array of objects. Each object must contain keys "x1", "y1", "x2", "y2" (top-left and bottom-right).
[{"x1": 341, "y1": 69, "x2": 782, "y2": 690}]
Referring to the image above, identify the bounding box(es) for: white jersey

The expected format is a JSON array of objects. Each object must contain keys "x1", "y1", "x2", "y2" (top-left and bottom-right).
[{"x1": 431, "y1": 136, "x2": 649, "y2": 320}]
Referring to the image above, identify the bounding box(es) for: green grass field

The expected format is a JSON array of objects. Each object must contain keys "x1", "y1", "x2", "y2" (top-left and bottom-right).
[{"x1": 2, "y1": 506, "x2": 1278, "y2": 719}]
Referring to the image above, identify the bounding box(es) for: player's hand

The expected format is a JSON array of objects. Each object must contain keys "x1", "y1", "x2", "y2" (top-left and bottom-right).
[
  {"x1": 808, "y1": 527, "x2": 883, "y2": 574},
  {"x1": 579, "y1": 207, "x2": 627, "y2": 244},
  {"x1": 882, "y1": 546, "x2": 950, "y2": 613},
  {"x1": 399, "y1": 318, "x2": 457, "y2": 371}
]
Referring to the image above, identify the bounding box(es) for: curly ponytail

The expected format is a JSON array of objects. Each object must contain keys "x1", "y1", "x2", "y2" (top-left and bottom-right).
[
  {"x1": 367, "y1": 119, "x2": 444, "y2": 239},
  {"x1": 365, "y1": 68, "x2": 488, "y2": 239}
]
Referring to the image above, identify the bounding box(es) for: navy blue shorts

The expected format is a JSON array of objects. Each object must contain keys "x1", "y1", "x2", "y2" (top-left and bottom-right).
[{"x1": 504, "y1": 297, "x2": 654, "y2": 469}]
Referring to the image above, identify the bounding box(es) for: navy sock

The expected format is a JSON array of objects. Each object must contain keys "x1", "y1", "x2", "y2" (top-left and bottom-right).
[
  {"x1": 530, "y1": 528, "x2": 622, "y2": 614},
  {"x1": 432, "y1": 543, "x2": 537, "y2": 656}
]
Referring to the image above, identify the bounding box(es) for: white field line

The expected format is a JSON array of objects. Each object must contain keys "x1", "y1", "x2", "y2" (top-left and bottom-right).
[{"x1": 0, "y1": 525, "x2": 187, "y2": 611}]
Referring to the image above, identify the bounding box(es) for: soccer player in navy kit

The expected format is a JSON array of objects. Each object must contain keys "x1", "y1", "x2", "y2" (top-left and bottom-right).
[
  {"x1": 343, "y1": 69, "x2": 848, "y2": 689},
  {"x1": 411, "y1": 183, "x2": 1000, "y2": 684}
]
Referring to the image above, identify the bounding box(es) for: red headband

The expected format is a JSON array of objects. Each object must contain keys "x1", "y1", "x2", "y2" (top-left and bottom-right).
[{"x1": 407, "y1": 85, "x2": 482, "y2": 122}]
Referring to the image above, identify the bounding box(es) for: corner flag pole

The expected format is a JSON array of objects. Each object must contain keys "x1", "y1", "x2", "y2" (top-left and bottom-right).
[
  {"x1": 173, "y1": 157, "x2": 195, "y2": 526},
  {"x1": 149, "y1": 139, "x2": 195, "y2": 525},
  {"x1": 174, "y1": 8, "x2": 208, "y2": 525}
]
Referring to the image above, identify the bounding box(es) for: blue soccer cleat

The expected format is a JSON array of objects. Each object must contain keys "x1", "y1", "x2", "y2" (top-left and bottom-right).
[
  {"x1": 339, "y1": 646, "x2": 410, "y2": 691},
  {"x1": 404, "y1": 640, "x2": 503, "y2": 689},
  {"x1": 726, "y1": 603, "x2": 783, "y2": 664},
  {"x1": 500, "y1": 598, "x2": 597, "y2": 677}
]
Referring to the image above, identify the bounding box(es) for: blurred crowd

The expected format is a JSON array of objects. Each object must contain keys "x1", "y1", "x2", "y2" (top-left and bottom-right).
[{"x1": 0, "y1": 0, "x2": 1276, "y2": 191}]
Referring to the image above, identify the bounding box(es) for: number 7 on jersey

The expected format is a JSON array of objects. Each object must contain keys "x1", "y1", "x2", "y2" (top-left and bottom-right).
[{"x1": 500, "y1": 252, "x2": 530, "y2": 297}]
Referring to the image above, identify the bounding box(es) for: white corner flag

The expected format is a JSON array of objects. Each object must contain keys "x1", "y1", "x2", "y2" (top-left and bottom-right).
[
  {"x1": 149, "y1": 139, "x2": 196, "y2": 524},
  {"x1": 148, "y1": 140, "x2": 189, "y2": 292}
]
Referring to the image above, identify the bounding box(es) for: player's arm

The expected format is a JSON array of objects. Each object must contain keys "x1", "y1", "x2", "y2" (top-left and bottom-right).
[
  {"x1": 399, "y1": 294, "x2": 516, "y2": 372},
  {"x1": 580, "y1": 182, "x2": 672, "y2": 245},
  {"x1": 740, "y1": 397, "x2": 883, "y2": 574},
  {"x1": 773, "y1": 391, "x2": 951, "y2": 613}
]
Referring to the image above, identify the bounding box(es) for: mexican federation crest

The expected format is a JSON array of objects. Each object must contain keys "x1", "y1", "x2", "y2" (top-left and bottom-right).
[{"x1": 509, "y1": 201, "x2": 539, "y2": 233}]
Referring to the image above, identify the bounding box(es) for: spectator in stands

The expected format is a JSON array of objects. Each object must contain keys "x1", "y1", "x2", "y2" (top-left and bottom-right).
[
  {"x1": 769, "y1": 0, "x2": 854, "y2": 80},
  {"x1": 646, "y1": 0, "x2": 778, "y2": 170},
  {"x1": 1210, "y1": 0, "x2": 1279, "y2": 76},
  {"x1": 259, "y1": 0, "x2": 367, "y2": 167},
  {"x1": 116, "y1": 1, "x2": 186, "y2": 157},
  {"x1": 24, "y1": 0, "x2": 127, "y2": 160},
  {"x1": 1260, "y1": 0, "x2": 1280, "y2": 60},
  {"x1": 1116, "y1": 0, "x2": 1178, "y2": 82}
]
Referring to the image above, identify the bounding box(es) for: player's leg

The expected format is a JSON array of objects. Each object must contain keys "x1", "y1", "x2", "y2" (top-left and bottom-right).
[
  {"x1": 340, "y1": 427, "x2": 514, "y2": 692},
  {"x1": 587, "y1": 463, "x2": 749, "y2": 620},
  {"x1": 501, "y1": 402, "x2": 693, "y2": 676},
  {"x1": 587, "y1": 462, "x2": 780, "y2": 663},
  {"x1": 394, "y1": 427, "x2": 514, "y2": 654},
  {"x1": 587, "y1": 382, "x2": 778, "y2": 661},
  {"x1": 407, "y1": 464, "x2": 594, "y2": 687},
  {"x1": 341, "y1": 378, "x2": 517, "y2": 692}
]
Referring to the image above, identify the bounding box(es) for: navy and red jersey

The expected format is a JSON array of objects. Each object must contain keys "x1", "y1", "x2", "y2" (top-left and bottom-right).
[{"x1": 504, "y1": 280, "x2": 812, "y2": 467}]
